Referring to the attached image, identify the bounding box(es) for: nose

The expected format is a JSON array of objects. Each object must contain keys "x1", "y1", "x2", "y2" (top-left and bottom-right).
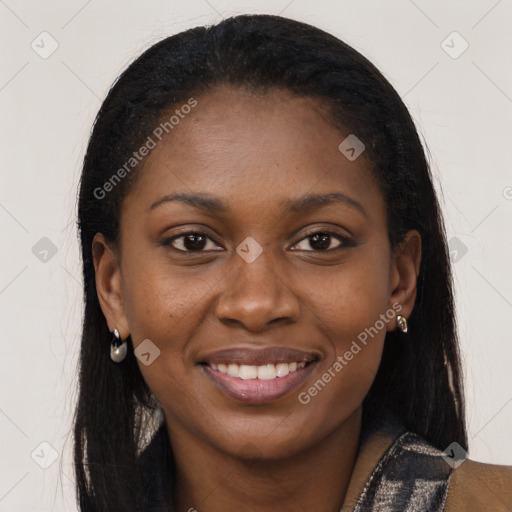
[{"x1": 215, "y1": 247, "x2": 300, "y2": 332}]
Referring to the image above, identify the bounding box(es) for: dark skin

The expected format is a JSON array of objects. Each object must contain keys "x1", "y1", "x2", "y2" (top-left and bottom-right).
[{"x1": 93, "y1": 85, "x2": 421, "y2": 512}]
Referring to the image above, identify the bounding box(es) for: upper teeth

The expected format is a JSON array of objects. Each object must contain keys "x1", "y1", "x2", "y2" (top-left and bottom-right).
[{"x1": 210, "y1": 361, "x2": 306, "y2": 380}]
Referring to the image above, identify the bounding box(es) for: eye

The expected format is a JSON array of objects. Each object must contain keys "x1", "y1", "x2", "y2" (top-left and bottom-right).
[
  {"x1": 162, "y1": 232, "x2": 223, "y2": 253},
  {"x1": 161, "y1": 229, "x2": 353, "y2": 254},
  {"x1": 291, "y1": 231, "x2": 352, "y2": 252}
]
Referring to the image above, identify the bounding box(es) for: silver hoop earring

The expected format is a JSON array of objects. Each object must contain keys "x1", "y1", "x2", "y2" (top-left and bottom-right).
[
  {"x1": 396, "y1": 315, "x2": 408, "y2": 333},
  {"x1": 110, "y1": 328, "x2": 128, "y2": 362}
]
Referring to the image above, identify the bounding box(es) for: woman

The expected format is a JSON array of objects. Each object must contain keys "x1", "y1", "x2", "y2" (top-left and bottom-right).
[{"x1": 74, "y1": 14, "x2": 511, "y2": 512}]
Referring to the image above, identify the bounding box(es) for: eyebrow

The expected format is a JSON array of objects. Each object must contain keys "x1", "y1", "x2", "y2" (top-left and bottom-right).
[{"x1": 148, "y1": 192, "x2": 367, "y2": 217}]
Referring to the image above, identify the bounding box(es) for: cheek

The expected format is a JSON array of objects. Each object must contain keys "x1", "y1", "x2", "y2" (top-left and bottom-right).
[
  {"x1": 296, "y1": 248, "x2": 390, "y2": 406},
  {"x1": 305, "y1": 248, "x2": 391, "y2": 350},
  {"x1": 121, "y1": 262, "x2": 218, "y2": 398},
  {"x1": 122, "y1": 257, "x2": 214, "y2": 343},
  {"x1": 122, "y1": 271, "x2": 208, "y2": 431},
  {"x1": 296, "y1": 264, "x2": 389, "y2": 427}
]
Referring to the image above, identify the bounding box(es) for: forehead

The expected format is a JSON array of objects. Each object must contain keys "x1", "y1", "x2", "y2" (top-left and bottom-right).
[{"x1": 121, "y1": 85, "x2": 384, "y2": 222}]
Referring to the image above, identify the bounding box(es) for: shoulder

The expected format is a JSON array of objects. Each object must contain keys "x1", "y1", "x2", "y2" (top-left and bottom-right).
[
  {"x1": 342, "y1": 414, "x2": 512, "y2": 512},
  {"x1": 445, "y1": 459, "x2": 512, "y2": 512}
]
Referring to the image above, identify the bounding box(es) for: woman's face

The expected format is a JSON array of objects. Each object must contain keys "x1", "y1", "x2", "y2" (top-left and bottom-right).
[{"x1": 95, "y1": 85, "x2": 420, "y2": 460}]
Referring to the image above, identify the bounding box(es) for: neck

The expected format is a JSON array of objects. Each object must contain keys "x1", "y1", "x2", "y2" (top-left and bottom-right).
[{"x1": 168, "y1": 407, "x2": 362, "y2": 512}]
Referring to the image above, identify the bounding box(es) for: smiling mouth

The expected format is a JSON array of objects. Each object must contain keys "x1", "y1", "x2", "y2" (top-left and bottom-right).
[
  {"x1": 204, "y1": 361, "x2": 311, "y2": 380},
  {"x1": 197, "y1": 346, "x2": 321, "y2": 403}
]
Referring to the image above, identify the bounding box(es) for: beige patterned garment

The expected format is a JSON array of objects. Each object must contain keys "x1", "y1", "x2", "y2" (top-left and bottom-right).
[{"x1": 349, "y1": 430, "x2": 452, "y2": 511}]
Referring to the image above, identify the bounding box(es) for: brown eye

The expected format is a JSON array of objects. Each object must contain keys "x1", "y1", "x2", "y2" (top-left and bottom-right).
[
  {"x1": 292, "y1": 231, "x2": 352, "y2": 252},
  {"x1": 308, "y1": 233, "x2": 334, "y2": 250},
  {"x1": 181, "y1": 233, "x2": 207, "y2": 251},
  {"x1": 163, "y1": 232, "x2": 223, "y2": 252}
]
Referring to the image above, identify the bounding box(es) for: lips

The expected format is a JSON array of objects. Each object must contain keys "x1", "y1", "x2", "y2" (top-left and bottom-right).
[{"x1": 197, "y1": 346, "x2": 321, "y2": 403}]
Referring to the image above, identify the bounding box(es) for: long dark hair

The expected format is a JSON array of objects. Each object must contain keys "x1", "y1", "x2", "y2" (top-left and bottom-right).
[{"x1": 74, "y1": 13, "x2": 467, "y2": 511}]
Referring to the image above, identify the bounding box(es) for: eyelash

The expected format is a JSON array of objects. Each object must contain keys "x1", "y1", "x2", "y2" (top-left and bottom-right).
[{"x1": 160, "y1": 229, "x2": 354, "y2": 254}]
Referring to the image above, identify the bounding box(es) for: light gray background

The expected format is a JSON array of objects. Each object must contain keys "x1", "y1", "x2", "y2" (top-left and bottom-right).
[{"x1": 1, "y1": 1, "x2": 511, "y2": 510}]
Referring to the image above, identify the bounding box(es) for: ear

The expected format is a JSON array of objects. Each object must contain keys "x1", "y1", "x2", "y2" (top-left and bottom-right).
[
  {"x1": 387, "y1": 230, "x2": 422, "y2": 331},
  {"x1": 92, "y1": 232, "x2": 130, "y2": 340}
]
